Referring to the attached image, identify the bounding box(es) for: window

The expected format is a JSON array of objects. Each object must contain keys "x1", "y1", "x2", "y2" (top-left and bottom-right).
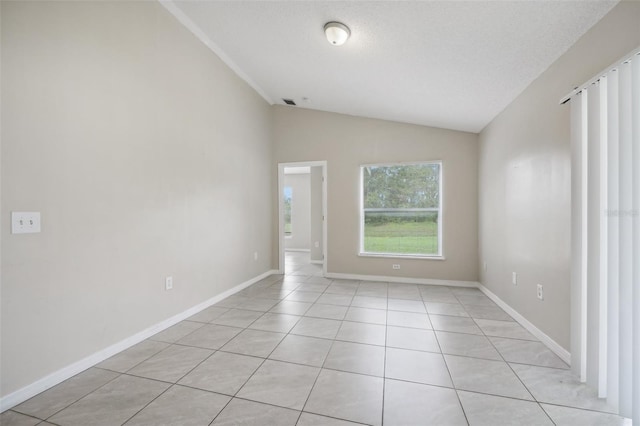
[
  {"x1": 360, "y1": 162, "x2": 442, "y2": 257},
  {"x1": 283, "y1": 186, "x2": 292, "y2": 236}
]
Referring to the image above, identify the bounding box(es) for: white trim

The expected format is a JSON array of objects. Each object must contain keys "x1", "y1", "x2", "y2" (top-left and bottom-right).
[
  {"x1": 158, "y1": 0, "x2": 273, "y2": 105},
  {"x1": 358, "y1": 253, "x2": 445, "y2": 261},
  {"x1": 284, "y1": 166, "x2": 310, "y2": 175},
  {"x1": 285, "y1": 248, "x2": 310, "y2": 253},
  {"x1": 278, "y1": 165, "x2": 285, "y2": 274},
  {"x1": 310, "y1": 260, "x2": 324, "y2": 265},
  {"x1": 477, "y1": 283, "x2": 571, "y2": 366},
  {"x1": 359, "y1": 161, "x2": 443, "y2": 258},
  {"x1": 322, "y1": 165, "x2": 328, "y2": 277},
  {"x1": 325, "y1": 272, "x2": 477, "y2": 288},
  {"x1": 0, "y1": 269, "x2": 278, "y2": 413}
]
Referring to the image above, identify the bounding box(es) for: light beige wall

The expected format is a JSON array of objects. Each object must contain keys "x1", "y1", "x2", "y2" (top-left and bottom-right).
[
  {"x1": 478, "y1": 1, "x2": 640, "y2": 351},
  {"x1": 274, "y1": 107, "x2": 478, "y2": 281},
  {"x1": 1, "y1": 1, "x2": 274, "y2": 397},
  {"x1": 309, "y1": 166, "x2": 324, "y2": 262},
  {"x1": 284, "y1": 173, "x2": 311, "y2": 250}
]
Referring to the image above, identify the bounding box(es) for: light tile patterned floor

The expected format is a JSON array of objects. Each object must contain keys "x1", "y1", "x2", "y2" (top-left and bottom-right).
[{"x1": 2, "y1": 252, "x2": 629, "y2": 425}]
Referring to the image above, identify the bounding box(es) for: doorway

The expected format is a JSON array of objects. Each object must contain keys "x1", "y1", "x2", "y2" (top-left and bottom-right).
[{"x1": 278, "y1": 161, "x2": 327, "y2": 276}]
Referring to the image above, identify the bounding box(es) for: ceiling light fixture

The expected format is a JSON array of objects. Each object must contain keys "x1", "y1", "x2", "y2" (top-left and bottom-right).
[{"x1": 324, "y1": 21, "x2": 350, "y2": 46}]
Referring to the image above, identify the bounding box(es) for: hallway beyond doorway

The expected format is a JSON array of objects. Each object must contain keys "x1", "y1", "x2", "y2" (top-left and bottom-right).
[{"x1": 285, "y1": 251, "x2": 322, "y2": 277}]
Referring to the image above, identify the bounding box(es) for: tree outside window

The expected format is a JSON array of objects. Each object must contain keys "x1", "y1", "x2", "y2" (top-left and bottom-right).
[{"x1": 284, "y1": 186, "x2": 292, "y2": 236}]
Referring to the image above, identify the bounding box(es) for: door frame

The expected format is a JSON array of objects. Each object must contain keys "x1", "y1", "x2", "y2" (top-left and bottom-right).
[{"x1": 278, "y1": 161, "x2": 327, "y2": 276}]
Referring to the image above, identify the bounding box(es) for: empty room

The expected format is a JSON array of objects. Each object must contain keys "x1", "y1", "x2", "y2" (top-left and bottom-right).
[{"x1": 1, "y1": 1, "x2": 640, "y2": 425}]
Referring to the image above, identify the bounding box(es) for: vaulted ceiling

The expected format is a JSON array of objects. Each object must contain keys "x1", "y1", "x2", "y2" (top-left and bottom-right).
[{"x1": 164, "y1": 1, "x2": 617, "y2": 133}]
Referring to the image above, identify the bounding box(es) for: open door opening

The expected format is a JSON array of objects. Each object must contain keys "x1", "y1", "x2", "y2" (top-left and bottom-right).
[{"x1": 278, "y1": 161, "x2": 327, "y2": 276}]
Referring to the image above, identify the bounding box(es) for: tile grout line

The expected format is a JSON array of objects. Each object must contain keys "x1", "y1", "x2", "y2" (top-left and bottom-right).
[
  {"x1": 293, "y1": 275, "x2": 354, "y2": 425},
  {"x1": 381, "y1": 292, "x2": 389, "y2": 426},
  {"x1": 231, "y1": 276, "x2": 615, "y2": 420},
  {"x1": 30, "y1": 370, "x2": 124, "y2": 424},
  {"x1": 116, "y1": 354, "x2": 599, "y2": 417},
  {"x1": 52, "y1": 372, "x2": 132, "y2": 423},
  {"x1": 121, "y1": 319, "x2": 245, "y2": 426},
  {"x1": 22, "y1": 267, "x2": 609, "y2": 425},
  {"x1": 130, "y1": 285, "x2": 300, "y2": 426},
  {"x1": 203, "y1": 277, "x2": 572, "y2": 398},
  {"x1": 215, "y1": 276, "x2": 330, "y2": 424},
  {"x1": 432, "y1": 318, "x2": 471, "y2": 425},
  {"x1": 450, "y1": 288, "x2": 489, "y2": 425},
  {"x1": 275, "y1": 271, "x2": 378, "y2": 424},
  {"x1": 4, "y1": 410, "x2": 45, "y2": 424},
  {"x1": 466, "y1": 303, "x2": 559, "y2": 425},
  {"x1": 207, "y1": 279, "x2": 308, "y2": 426}
]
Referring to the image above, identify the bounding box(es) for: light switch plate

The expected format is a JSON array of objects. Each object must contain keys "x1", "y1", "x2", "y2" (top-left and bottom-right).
[{"x1": 12, "y1": 212, "x2": 41, "y2": 234}]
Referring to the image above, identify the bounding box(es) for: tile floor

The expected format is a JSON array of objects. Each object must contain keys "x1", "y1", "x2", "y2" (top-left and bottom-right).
[{"x1": 2, "y1": 252, "x2": 630, "y2": 426}]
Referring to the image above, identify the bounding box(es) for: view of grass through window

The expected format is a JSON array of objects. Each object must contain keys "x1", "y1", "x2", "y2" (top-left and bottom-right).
[
  {"x1": 284, "y1": 186, "x2": 292, "y2": 235},
  {"x1": 362, "y1": 163, "x2": 441, "y2": 256}
]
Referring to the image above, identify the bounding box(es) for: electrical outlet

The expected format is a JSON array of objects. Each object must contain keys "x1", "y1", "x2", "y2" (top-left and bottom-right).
[
  {"x1": 537, "y1": 284, "x2": 544, "y2": 300},
  {"x1": 254, "y1": 251, "x2": 258, "y2": 261},
  {"x1": 483, "y1": 262, "x2": 487, "y2": 272},
  {"x1": 512, "y1": 272, "x2": 518, "y2": 285},
  {"x1": 314, "y1": 241, "x2": 319, "y2": 248},
  {"x1": 392, "y1": 264, "x2": 400, "y2": 270},
  {"x1": 165, "y1": 276, "x2": 173, "y2": 291},
  {"x1": 11, "y1": 212, "x2": 41, "y2": 234}
]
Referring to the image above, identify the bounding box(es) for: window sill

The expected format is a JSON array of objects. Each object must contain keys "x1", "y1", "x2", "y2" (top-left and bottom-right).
[{"x1": 358, "y1": 252, "x2": 445, "y2": 261}]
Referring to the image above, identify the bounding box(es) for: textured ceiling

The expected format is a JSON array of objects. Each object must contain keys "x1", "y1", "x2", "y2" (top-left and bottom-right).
[{"x1": 165, "y1": 1, "x2": 617, "y2": 133}]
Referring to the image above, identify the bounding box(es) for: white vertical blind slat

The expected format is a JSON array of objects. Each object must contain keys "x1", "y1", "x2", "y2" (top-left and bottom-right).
[
  {"x1": 606, "y1": 68, "x2": 620, "y2": 410},
  {"x1": 570, "y1": 92, "x2": 587, "y2": 381},
  {"x1": 630, "y1": 56, "x2": 640, "y2": 426},
  {"x1": 586, "y1": 83, "x2": 602, "y2": 390},
  {"x1": 598, "y1": 77, "x2": 609, "y2": 398},
  {"x1": 618, "y1": 61, "x2": 633, "y2": 419},
  {"x1": 580, "y1": 92, "x2": 589, "y2": 384}
]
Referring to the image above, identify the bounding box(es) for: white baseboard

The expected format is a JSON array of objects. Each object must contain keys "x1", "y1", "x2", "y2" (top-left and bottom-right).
[
  {"x1": 0, "y1": 269, "x2": 279, "y2": 413},
  {"x1": 310, "y1": 260, "x2": 324, "y2": 265},
  {"x1": 285, "y1": 249, "x2": 311, "y2": 253},
  {"x1": 477, "y1": 283, "x2": 571, "y2": 366},
  {"x1": 325, "y1": 272, "x2": 478, "y2": 288}
]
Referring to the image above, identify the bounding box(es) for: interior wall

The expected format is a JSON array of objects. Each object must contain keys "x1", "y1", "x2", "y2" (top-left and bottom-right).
[
  {"x1": 478, "y1": 1, "x2": 640, "y2": 351},
  {"x1": 309, "y1": 166, "x2": 324, "y2": 262},
  {"x1": 0, "y1": 1, "x2": 274, "y2": 397},
  {"x1": 283, "y1": 172, "x2": 311, "y2": 251},
  {"x1": 274, "y1": 107, "x2": 479, "y2": 282}
]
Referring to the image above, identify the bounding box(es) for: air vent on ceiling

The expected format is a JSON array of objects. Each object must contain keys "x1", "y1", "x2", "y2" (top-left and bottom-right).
[{"x1": 282, "y1": 98, "x2": 296, "y2": 106}]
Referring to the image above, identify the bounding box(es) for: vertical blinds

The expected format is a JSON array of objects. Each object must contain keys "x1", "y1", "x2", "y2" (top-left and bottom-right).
[{"x1": 567, "y1": 48, "x2": 640, "y2": 422}]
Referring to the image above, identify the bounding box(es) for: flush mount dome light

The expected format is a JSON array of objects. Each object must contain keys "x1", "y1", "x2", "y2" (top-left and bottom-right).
[{"x1": 324, "y1": 21, "x2": 350, "y2": 46}]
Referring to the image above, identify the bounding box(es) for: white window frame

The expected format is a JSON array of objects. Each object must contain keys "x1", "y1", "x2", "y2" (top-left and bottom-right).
[{"x1": 359, "y1": 161, "x2": 444, "y2": 259}]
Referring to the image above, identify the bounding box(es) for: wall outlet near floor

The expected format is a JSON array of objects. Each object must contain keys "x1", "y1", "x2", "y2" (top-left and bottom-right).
[
  {"x1": 392, "y1": 264, "x2": 401, "y2": 270},
  {"x1": 254, "y1": 251, "x2": 258, "y2": 261},
  {"x1": 165, "y1": 276, "x2": 173, "y2": 291},
  {"x1": 537, "y1": 284, "x2": 544, "y2": 300},
  {"x1": 483, "y1": 262, "x2": 487, "y2": 272},
  {"x1": 314, "y1": 241, "x2": 319, "y2": 248},
  {"x1": 512, "y1": 272, "x2": 518, "y2": 285}
]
